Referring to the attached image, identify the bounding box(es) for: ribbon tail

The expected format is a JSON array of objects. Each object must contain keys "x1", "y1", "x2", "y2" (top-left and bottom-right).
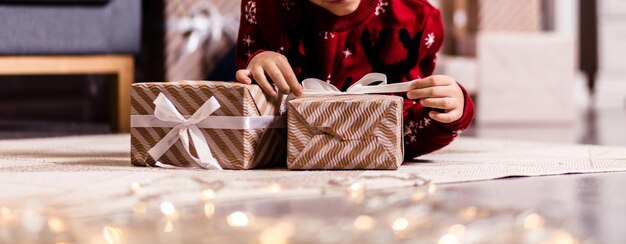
[
  {"x1": 154, "y1": 161, "x2": 186, "y2": 169},
  {"x1": 185, "y1": 125, "x2": 223, "y2": 170},
  {"x1": 349, "y1": 82, "x2": 412, "y2": 94},
  {"x1": 348, "y1": 73, "x2": 388, "y2": 88},
  {"x1": 148, "y1": 124, "x2": 184, "y2": 163}
]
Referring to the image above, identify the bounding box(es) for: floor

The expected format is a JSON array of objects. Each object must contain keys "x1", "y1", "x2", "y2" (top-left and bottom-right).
[
  {"x1": 1, "y1": 102, "x2": 625, "y2": 243},
  {"x1": 441, "y1": 172, "x2": 626, "y2": 243},
  {"x1": 1, "y1": 134, "x2": 625, "y2": 243}
]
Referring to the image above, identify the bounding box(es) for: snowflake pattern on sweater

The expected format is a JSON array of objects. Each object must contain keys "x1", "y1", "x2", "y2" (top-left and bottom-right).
[{"x1": 236, "y1": 0, "x2": 475, "y2": 159}]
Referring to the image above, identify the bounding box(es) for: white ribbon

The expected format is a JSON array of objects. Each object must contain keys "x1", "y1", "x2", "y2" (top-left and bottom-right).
[
  {"x1": 295, "y1": 73, "x2": 412, "y2": 98},
  {"x1": 168, "y1": 1, "x2": 239, "y2": 59},
  {"x1": 131, "y1": 115, "x2": 284, "y2": 130},
  {"x1": 147, "y1": 93, "x2": 223, "y2": 170},
  {"x1": 134, "y1": 93, "x2": 287, "y2": 170}
]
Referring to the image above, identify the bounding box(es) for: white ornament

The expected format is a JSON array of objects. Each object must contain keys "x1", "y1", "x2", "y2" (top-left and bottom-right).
[
  {"x1": 423, "y1": 117, "x2": 431, "y2": 126},
  {"x1": 408, "y1": 120, "x2": 416, "y2": 128},
  {"x1": 342, "y1": 48, "x2": 353, "y2": 58},
  {"x1": 326, "y1": 74, "x2": 332, "y2": 83},
  {"x1": 425, "y1": 32, "x2": 435, "y2": 49},
  {"x1": 245, "y1": 1, "x2": 257, "y2": 24},
  {"x1": 375, "y1": 0, "x2": 389, "y2": 16},
  {"x1": 242, "y1": 35, "x2": 255, "y2": 47},
  {"x1": 320, "y1": 31, "x2": 335, "y2": 40}
]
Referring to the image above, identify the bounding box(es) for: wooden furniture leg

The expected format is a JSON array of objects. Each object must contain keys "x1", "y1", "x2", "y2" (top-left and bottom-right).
[{"x1": 0, "y1": 55, "x2": 134, "y2": 132}]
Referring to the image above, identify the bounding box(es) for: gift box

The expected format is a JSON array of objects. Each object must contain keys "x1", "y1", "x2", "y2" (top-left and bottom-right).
[
  {"x1": 287, "y1": 95, "x2": 404, "y2": 170},
  {"x1": 442, "y1": 0, "x2": 542, "y2": 56},
  {"x1": 476, "y1": 33, "x2": 576, "y2": 124},
  {"x1": 130, "y1": 81, "x2": 286, "y2": 169},
  {"x1": 476, "y1": 0, "x2": 542, "y2": 32},
  {"x1": 164, "y1": 0, "x2": 241, "y2": 81}
]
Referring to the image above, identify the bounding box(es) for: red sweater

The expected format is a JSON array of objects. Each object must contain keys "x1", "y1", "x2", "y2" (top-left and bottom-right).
[{"x1": 236, "y1": 0, "x2": 474, "y2": 160}]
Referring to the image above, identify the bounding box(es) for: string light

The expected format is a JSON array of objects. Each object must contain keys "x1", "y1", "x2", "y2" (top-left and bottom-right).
[
  {"x1": 160, "y1": 202, "x2": 178, "y2": 221},
  {"x1": 160, "y1": 202, "x2": 176, "y2": 216},
  {"x1": 0, "y1": 175, "x2": 585, "y2": 243},
  {"x1": 438, "y1": 233, "x2": 459, "y2": 244},
  {"x1": 227, "y1": 211, "x2": 249, "y2": 227},
  {"x1": 546, "y1": 229, "x2": 576, "y2": 244},
  {"x1": 448, "y1": 224, "x2": 466, "y2": 237},
  {"x1": 392, "y1": 218, "x2": 409, "y2": 232},
  {"x1": 47, "y1": 217, "x2": 66, "y2": 233},
  {"x1": 129, "y1": 182, "x2": 141, "y2": 194},
  {"x1": 267, "y1": 183, "x2": 282, "y2": 193},
  {"x1": 523, "y1": 213, "x2": 545, "y2": 230},
  {"x1": 0, "y1": 207, "x2": 15, "y2": 224},
  {"x1": 259, "y1": 222, "x2": 294, "y2": 244},
  {"x1": 428, "y1": 182, "x2": 437, "y2": 194},
  {"x1": 348, "y1": 182, "x2": 365, "y2": 203},
  {"x1": 458, "y1": 206, "x2": 478, "y2": 220},
  {"x1": 411, "y1": 191, "x2": 427, "y2": 202},
  {"x1": 163, "y1": 221, "x2": 174, "y2": 233},
  {"x1": 353, "y1": 215, "x2": 376, "y2": 231},
  {"x1": 203, "y1": 202, "x2": 215, "y2": 219},
  {"x1": 200, "y1": 189, "x2": 216, "y2": 201},
  {"x1": 103, "y1": 226, "x2": 122, "y2": 244}
]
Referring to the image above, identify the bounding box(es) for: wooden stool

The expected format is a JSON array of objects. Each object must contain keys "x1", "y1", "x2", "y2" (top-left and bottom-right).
[{"x1": 0, "y1": 55, "x2": 133, "y2": 132}]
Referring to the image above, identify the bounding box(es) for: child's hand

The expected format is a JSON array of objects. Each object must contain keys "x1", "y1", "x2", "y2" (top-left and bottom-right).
[
  {"x1": 407, "y1": 75, "x2": 465, "y2": 124},
  {"x1": 235, "y1": 51, "x2": 303, "y2": 97}
]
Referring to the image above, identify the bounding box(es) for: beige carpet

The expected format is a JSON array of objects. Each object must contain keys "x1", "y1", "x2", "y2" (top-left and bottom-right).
[{"x1": 1, "y1": 134, "x2": 625, "y2": 207}]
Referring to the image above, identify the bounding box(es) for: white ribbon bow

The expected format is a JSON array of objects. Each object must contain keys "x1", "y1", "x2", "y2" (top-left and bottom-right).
[
  {"x1": 296, "y1": 73, "x2": 412, "y2": 97},
  {"x1": 169, "y1": 1, "x2": 239, "y2": 59},
  {"x1": 148, "y1": 93, "x2": 223, "y2": 170}
]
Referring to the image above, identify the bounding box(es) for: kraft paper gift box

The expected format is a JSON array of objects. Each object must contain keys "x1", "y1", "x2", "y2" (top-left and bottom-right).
[
  {"x1": 287, "y1": 95, "x2": 404, "y2": 170},
  {"x1": 165, "y1": 0, "x2": 241, "y2": 81},
  {"x1": 476, "y1": 33, "x2": 576, "y2": 124},
  {"x1": 443, "y1": 0, "x2": 542, "y2": 56},
  {"x1": 130, "y1": 81, "x2": 286, "y2": 170},
  {"x1": 286, "y1": 74, "x2": 407, "y2": 170},
  {"x1": 474, "y1": 0, "x2": 542, "y2": 33}
]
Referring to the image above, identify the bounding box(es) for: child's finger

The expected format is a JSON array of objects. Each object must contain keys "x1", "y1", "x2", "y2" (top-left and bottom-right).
[
  {"x1": 251, "y1": 67, "x2": 277, "y2": 97},
  {"x1": 420, "y1": 98, "x2": 454, "y2": 110},
  {"x1": 410, "y1": 76, "x2": 452, "y2": 89},
  {"x1": 235, "y1": 69, "x2": 252, "y2": 84},
  {"x1": 264, "y1": 64, "x2": 290, "y2": 94},
  {"x1": 277, "y1": 61, "x2": 302, "y2": 96},
  {"x1": 428, "y1": 110, "x2": 461, "y2": 124},
  {"x1": 407, "y1": 86, "x2": 449, "y2": 100}
]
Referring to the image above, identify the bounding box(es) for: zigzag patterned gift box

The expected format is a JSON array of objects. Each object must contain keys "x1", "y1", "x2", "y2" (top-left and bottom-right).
[
  {"x1": 130, "y1": 81, "x2": 286, "y2": 170},
  {"x1": 286, "y1": 73, "x2": 409, "y2": 170},
  {"x1": 287, "y1": 95, "x2": 404, "y2": 170}
]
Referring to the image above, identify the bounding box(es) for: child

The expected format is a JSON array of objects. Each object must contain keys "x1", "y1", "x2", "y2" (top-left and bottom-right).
[{"x1": 235, "y1": 0, "x2": 474, "y2": 159}]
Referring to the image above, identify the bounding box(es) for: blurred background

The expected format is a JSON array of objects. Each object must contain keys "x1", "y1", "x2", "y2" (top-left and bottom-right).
[{"x1": 0, "y1": 0, "x2": 624, "y2": 146}]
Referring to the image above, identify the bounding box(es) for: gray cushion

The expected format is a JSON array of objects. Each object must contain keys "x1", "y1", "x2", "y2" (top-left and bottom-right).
[{"x1": 0, "y1": 0, "x2": 140, "y2": 54}]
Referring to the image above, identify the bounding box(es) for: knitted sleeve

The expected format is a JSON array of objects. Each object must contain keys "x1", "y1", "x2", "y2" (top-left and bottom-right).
[{"x1": 403, "y1": 7, "x2": 475, "y2": 160}]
